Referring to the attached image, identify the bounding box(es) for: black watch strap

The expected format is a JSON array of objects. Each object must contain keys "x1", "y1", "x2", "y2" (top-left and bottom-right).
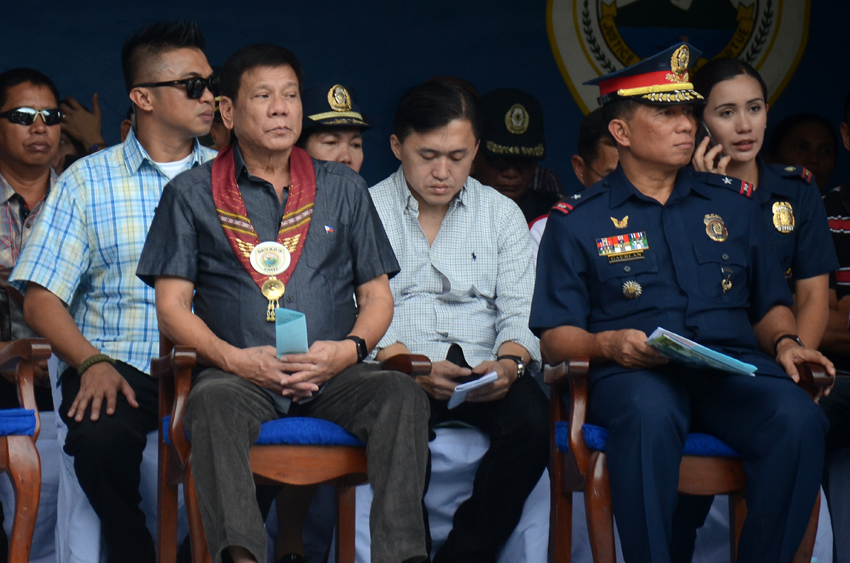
[
  {"x1": 345, "y1": 335, "x2": 368, "y2": 362},
  {"x1": 773, "y1": 334, "x2": 804, "y2": 356},
  {"x1": 497, "y1": 354, "x2": 526, "y2": 378}
]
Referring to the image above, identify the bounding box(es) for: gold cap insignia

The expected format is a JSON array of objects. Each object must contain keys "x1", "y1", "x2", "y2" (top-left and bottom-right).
[
  {"x1": 772, "y1": 201, "x2": 795, "y2": 233},
  {"x1": 622, "y1": 280, "x2": 642, "y2": 299},
  {"x1": 610, "y1": 216, "x2": 628, "y2": 229},
  {"x1": 704, "y1": 214, "x2": 728, "y2": 242},
  {"x1": 671, "y1": 45, "x2": 689, "y2": 75},
  {"x1": 505, "y1": 104, "x2": 529, "y2": 135},
  {"x1": 327, "y1": 85, "x2": 352, "y2": 112}
]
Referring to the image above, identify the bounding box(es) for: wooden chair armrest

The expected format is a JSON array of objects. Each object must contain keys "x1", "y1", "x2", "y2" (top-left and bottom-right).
[
  {"x1": 545, "y1": 359, "x2": 592, "y2": 475},
  {"x1": 796, "y1": 361, "x2": 834, "y2": 400},
  {"x1": 380, "y1": 354, "x2": 431, "y2": 376},
  {"x1": 0, "y1": 339, "x2": 50, "y2": 442},
  {"x1": 152, "y1": 346, "x2": 196, "y2": 465}
]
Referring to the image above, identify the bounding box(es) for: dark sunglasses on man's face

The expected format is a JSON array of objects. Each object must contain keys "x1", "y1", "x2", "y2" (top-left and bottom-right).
[
  {"x1": 0, "y1": 107, "x2": 64, "y2": 126},
  {"x1": 132, "y1": 75, "x2": 220, "y2": 100}
]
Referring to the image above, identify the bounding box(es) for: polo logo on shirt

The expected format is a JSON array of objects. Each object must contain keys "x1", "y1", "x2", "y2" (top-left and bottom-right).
[{"x1": 324, "y1": 225, "x2": 334, "y2": 234}]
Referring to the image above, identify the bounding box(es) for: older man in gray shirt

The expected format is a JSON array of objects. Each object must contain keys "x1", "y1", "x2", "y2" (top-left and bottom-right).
[{"x1": 136, "y1": 44, "x2": 429, "y2": 563}]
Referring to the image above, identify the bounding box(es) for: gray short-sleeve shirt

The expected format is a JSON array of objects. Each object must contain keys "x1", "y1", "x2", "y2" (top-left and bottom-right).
[{"x1": 137, "y1": 145, "x2": 400, "y2": 355}]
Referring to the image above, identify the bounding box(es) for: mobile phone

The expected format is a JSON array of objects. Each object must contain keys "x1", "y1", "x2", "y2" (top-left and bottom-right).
[{"x1": 695, "y1": 121, "x2": 717, "y2": 149}]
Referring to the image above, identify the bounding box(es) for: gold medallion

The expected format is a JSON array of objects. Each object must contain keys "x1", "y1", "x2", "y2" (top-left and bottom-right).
[
  {"x1": 505, "y1": 104, "x2": 529, "y2": 135},
  {"x1": 262, "y1": 277, "x2": 286, "y2": 321},
  {"x1": 327, "y1": 85, "x2": 352, "y2": 112},
  {"x1": 610, "y1": 216, "x2": 628, "y2": 229},
  {"x1": 772, "y1": 201, "x2": 795, "y2": 233},
  {"x1": 704, "y1": 214, "x2": 728, "y2": 242},
  {"x1": 622, "y1": 280, "x2": 642, "y2": 299}
]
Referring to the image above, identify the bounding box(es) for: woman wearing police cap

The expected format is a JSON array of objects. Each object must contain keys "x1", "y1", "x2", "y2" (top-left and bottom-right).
[{"x1": 296, "y1": 82, "x2": 371, "y2": 174}]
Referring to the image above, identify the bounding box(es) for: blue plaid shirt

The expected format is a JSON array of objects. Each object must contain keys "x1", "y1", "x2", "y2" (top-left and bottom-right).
[{"x1": 10, "y1": 130, "x2": 215, "y2": 374}]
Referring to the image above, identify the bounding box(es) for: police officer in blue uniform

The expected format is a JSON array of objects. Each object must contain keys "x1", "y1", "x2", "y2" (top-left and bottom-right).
[{"x1": 530, "y1": 43, "x2": 833, "y2": 563}]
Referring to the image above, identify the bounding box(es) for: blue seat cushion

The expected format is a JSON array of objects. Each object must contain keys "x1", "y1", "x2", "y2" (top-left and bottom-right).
[
  {"x1": 555, "y1": 421, "x2": 739, "y2": 458},
  {"x1": 163, "y1": 415, "x2": 364, "y2": 447},
  {"x1": 0, "y1": 408, "x2": 36, "y2": 437}
]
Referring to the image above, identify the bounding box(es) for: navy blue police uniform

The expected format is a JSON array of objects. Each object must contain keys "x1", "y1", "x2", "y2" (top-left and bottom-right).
[
  {"x1": 670, "y1": 157, "x2": 839, "y2": 559},
  {"x1": 531, "y1": 165, "x2": 828, "y2": 562},
  {"x1": 530, "y1": 40, "x2": 828, "y2": 562},
  {"x1": 752, "y1": 157, "x2": 838, "y2": 283}
]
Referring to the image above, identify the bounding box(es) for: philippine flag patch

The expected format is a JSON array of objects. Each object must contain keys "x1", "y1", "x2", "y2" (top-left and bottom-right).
[{"x1": 325, "y1": 225, "x2": 334, "y2": 234}]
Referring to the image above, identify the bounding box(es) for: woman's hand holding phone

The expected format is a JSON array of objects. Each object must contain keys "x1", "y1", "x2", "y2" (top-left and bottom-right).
[{"x1": 692, "y1": 125, "x2": 731, "y2": 175}]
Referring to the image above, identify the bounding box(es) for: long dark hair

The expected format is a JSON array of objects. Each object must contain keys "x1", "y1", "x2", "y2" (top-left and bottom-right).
[{"x1": 692, "y1": 58, "x2": 768, "y2": 118}]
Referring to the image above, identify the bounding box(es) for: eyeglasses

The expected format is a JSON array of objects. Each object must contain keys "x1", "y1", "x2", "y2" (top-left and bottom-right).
[
  {"x1": 132, "y1": 75, "x2": 219, "y2": 99},
  {"x1": 0, "y1": 107, "x2": 64, "y2": 126}
]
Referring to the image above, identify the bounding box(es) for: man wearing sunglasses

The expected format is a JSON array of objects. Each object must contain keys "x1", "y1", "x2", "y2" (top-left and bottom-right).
[
  {"x1": 11, "y1": 21, "x2": 216, "y2": 563},
  {"x1": 0, "y1": 66, "x2": 63, "y2": 561}
]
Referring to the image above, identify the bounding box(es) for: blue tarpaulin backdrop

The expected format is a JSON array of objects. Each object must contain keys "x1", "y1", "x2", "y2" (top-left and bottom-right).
[{"x1": 1, "y1": 0, "x2": 848, "y2": 188}]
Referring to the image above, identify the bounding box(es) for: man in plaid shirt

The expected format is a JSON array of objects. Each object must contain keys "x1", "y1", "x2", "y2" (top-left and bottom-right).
[
  {"x1": 370, "y1": 80, "x2": 548, "y2": 563},
  {"x1": 10, "y1": 21, "x2": 216, "y2": 563}
]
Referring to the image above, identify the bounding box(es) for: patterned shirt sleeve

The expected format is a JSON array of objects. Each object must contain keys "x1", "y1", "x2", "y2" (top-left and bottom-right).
[
  {"x1": 10, "y1": 165, "x2": 90, "y2": 304},
  {"x1": 492, "y1": 201, "x2": 542, "y2": 369}
]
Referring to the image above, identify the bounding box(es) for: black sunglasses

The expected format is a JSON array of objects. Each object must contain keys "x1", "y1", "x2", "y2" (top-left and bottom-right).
[
  {"x1": 132, "y1": 75, "x2": 219, "y2": 99},
  {"x1": 0, "y1": 107, "x2": 64, "y2": 126}
]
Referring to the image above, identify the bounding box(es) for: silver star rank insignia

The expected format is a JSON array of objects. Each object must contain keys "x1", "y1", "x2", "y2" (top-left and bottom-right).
[
  {"x1": 570, "y1": 194, "x2": 582, "y2": 199},
  {"x1": 722, "y1": 177, "x2": 732, "y2": 185}
]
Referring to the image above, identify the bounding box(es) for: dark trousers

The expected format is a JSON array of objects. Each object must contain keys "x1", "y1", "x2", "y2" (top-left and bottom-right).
[
  {"x1": 184, "y1": 363, "x2": 430, "y2": 563},
  {"x1": 428, "y1": 345, "x2": 549, "y2": 563},
  {"x1": 60, "y1": 362, "x2": 159, "y2": 563},
  {"x1": 588, "y1": 369, "x2": 828, "y2": 563}
]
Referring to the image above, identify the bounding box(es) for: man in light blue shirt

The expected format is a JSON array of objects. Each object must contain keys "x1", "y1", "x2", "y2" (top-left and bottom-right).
[
  {"x1": 370, "y1": 80, "x2": 548, "y2": 563},
  {"x1": 10, "y1": 21, "x2": 216, "y2": 563}
]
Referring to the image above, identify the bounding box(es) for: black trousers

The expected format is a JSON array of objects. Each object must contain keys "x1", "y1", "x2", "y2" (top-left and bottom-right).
[
  {"x1": 428, "y1": 345, "x2": 549, "y2": 563},
  {"x1": 589, "y1": 368, "x2": 827, "y2": 563},
  {"x1": 60, "y1": 362, "x2": 159, "y2": 563}
]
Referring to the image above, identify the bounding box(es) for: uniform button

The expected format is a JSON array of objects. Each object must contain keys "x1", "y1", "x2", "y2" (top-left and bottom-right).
[
  {"x1": 623, "y1": 265, "x2": 631, "y2": 273},
  {"x1": 25, "y1": 223, "x2": 32, "y2": 229},
  {"x1": 722, "y1": 254, "x2": 729, "y2": 260},
  {"x1": 286, "y1": 296, "x2": 293, "y2": 303}
]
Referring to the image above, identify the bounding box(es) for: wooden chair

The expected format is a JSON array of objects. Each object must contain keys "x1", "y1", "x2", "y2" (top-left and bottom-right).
[
  {"x1": 546, "y1": 360, "x2": 831, "y2": 563},
  {"x1": 152, "y1": 340, "x2": 431, "y2": 563},
  {"x1": 0, "y1": 339, "x2": 50, "y2": 563}
]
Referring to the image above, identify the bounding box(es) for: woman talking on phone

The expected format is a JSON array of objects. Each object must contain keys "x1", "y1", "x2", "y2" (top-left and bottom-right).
[{"x1": 691, "y1": 59, "x2": 837, "y2": 350}]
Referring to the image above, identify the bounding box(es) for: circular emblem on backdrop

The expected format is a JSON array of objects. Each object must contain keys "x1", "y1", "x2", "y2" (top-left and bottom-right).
[
  {"x1": 547, "y1": 0, "x2": 811, "y2": 114},
  {"x1": 704, "y1": 213, "x2": 728, "y2": 242},
  {"x1": 772, "y1": 201, "x2": 795, "y2": 233},
  {"x1": 505, "y1": 104, "x2": 530, "y2": 134},
  {"x1": 250, "y1": 242, "x2": 291, "y2": 276},
  {"x1": 327, "y1": 85, "x2": 352, "y2": 112}
]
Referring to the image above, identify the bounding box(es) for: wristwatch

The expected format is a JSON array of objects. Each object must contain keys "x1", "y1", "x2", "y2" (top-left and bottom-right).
[
  {"x1": 773, "y1": 334, "x2": 804, "y2": 356},
  {"x1": 345, "y1": 335, "x2": 368, "y2": 362},
  {"x1": 497, "y1": 355, "x2": 526, "y2": 379}
]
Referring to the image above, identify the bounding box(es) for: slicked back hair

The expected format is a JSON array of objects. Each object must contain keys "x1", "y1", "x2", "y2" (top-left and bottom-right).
[
  {"x1": 220, "y1": 44, "x2": 304, "y2": 103},
  {"x1": 578, "y1": 107, "x2": 615, "y2": 164},
  {"x1": 0, "y1": 68, "x2": 59, "y2": 110},
  {"x1": 393, "y1": 80, "x2": 480, "y2": 143},
  {"x1": 121, "y1": 20, "x2": 206, "y2": 93},
  {"x1": 601, "y1": 98, "x2": 640, "y2": 127}
]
